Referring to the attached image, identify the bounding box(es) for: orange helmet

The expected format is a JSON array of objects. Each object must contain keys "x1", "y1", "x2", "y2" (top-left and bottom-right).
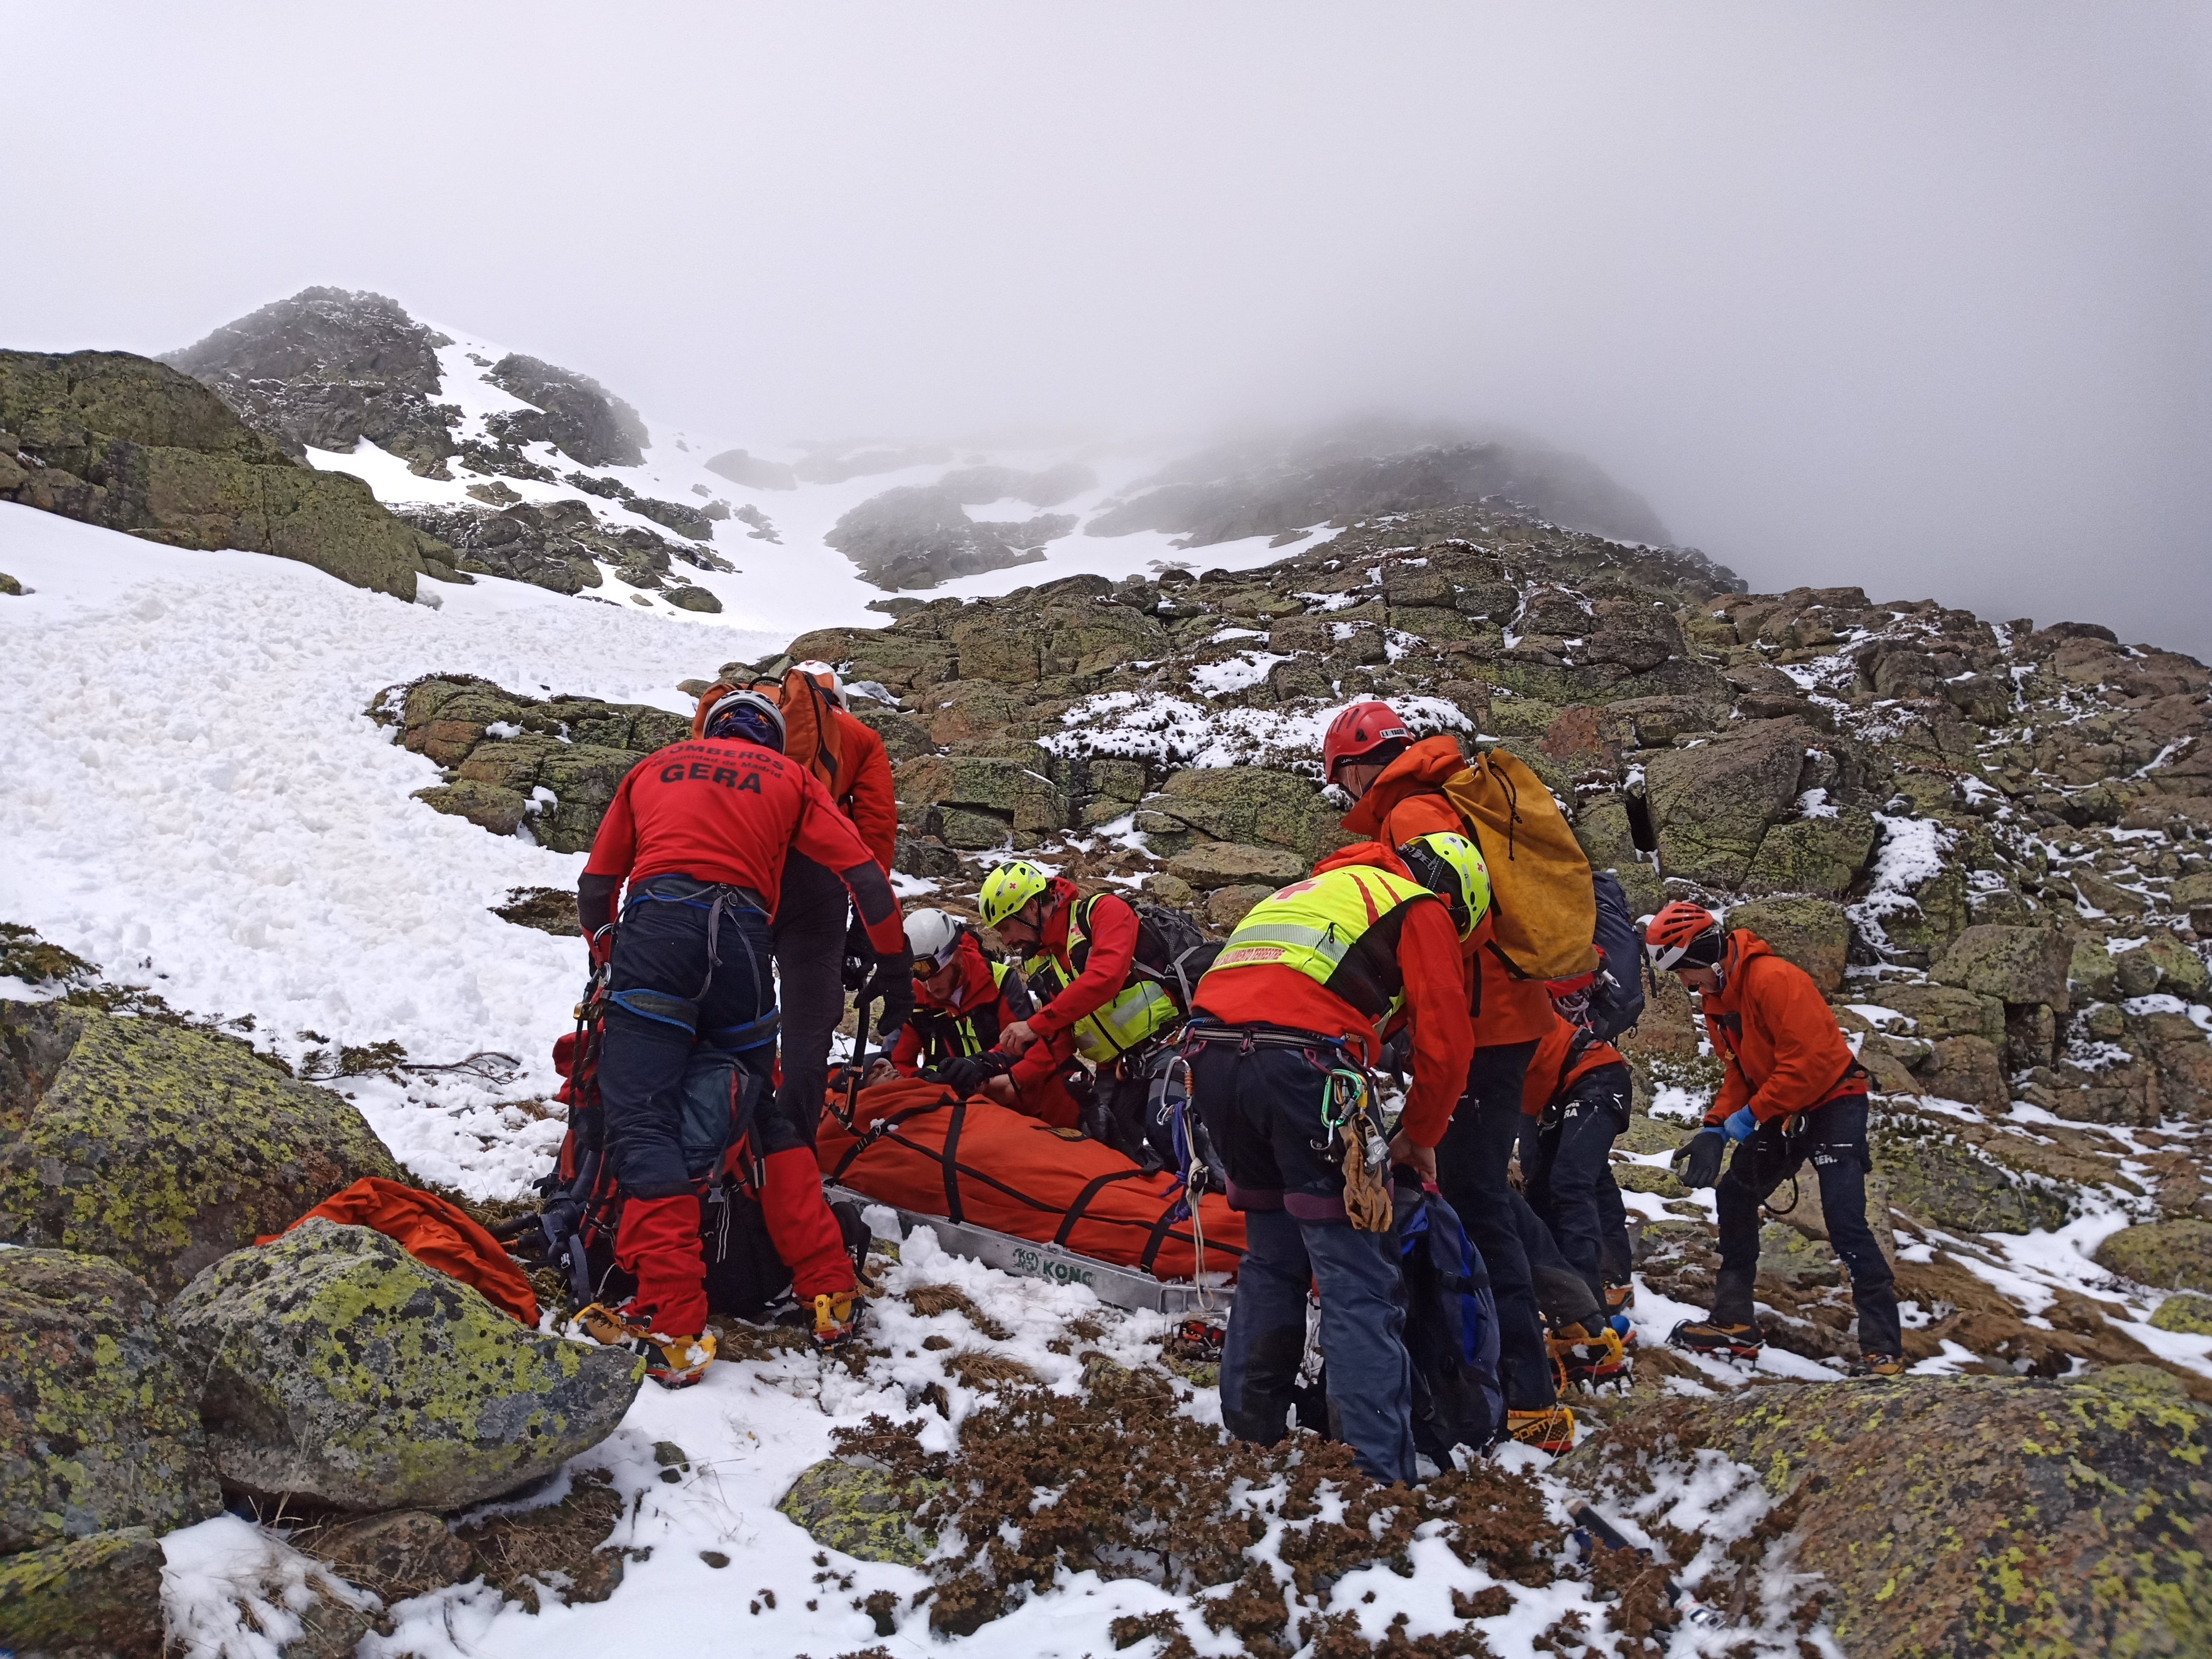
[{"x1": 1644, "y1": 901, "x2": 1722, "y2": 973}]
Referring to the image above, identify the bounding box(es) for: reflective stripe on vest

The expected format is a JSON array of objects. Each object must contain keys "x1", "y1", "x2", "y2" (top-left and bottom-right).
[
  {"x1": 1058, "y1": 897, "x2": 1185, "y2": 1064},
  {"x1": 917, "y1": 959, "x2": 1014, "y2": 1060},
  {"x1": 1204, "y1": 865, "x2": 1431, "y2": 1030}
]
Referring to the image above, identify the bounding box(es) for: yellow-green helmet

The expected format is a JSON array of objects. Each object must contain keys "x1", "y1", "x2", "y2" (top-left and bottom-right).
[
  {"x1": 1397, "y1": 832, "x2": 1491, "y2": 941},
  {"x1": 978, "y1": 860, "x2": 1053, "y2": 930}
]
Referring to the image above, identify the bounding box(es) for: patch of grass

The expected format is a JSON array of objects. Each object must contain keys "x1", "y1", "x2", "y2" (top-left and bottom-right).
[{"x1": 906, "y1": 1281, "x2": 1013, "y2": 1340}]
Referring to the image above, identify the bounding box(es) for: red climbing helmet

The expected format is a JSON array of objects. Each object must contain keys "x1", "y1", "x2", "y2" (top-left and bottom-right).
[
  {"x1": 1322, "y1": 700, "x2": 1412, "y2": 782},
  {"x1": 1644, "y1": 901, "x2": 1724, "y2": 973}
]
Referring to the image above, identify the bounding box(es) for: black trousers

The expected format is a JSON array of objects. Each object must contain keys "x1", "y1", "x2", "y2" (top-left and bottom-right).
[
  {"x1": 1715, "y1": 1094, "x2": 1902, "y2": 1357},
  {"x1": 771, "y1": 853, "x2": 850, "y2": 1142},
  {"x1": 1520, "y1": 1060, "x2": 1634, "y2": 1313}
]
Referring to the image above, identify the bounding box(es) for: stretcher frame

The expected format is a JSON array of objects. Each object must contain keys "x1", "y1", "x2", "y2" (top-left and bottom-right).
[{"x1": 827, "y1": 1182, "x2": 1235, "y2": 1317}]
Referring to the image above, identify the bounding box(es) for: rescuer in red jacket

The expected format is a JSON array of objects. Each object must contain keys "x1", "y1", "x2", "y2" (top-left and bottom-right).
[
  {"x1": 1648, "y1": 903, "x2": 1900, "y2": 1376},
  {"x1": 574, "y1": 689, "x2": 912, "y2": 1382},
  {"x1": 773, "y1": 663, "x2": 902, "y2": 1144},
  {"x1": 1325, "y1": 701, "x2": 1599, "y2": 1450},
  {"x1": 1517, "y1": 1009, "x2": 1636, "y2": 1354},
  {"x1": 1184, "y1": 837, "x2": 1481, "y2": 1485}
]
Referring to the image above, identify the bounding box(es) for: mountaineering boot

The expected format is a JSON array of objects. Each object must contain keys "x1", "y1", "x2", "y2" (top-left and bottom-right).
[
  {"x1": 1505, "y1": 1405, "x2": 1577, "y2": 1455},
  {"x1": 1670, "y1": 1263, "x2": 1762, "y2": 1362},
  {"x1": 1547, "y1": 1320, "x2": 1629, "y2": 1390},
  {"x1": 813, "y1": 1289, "x2": 862, "y2": 1348},
  {"x1": 1604, "y1": 1280, "x2": 1635, "y2": 1315},
  {"x1": 574, "y1": 1302, "x2": 716, "y2": 1388},
  {"x1": 1847, "y1": 1352, "x2": 1906, "y2": 1379}
]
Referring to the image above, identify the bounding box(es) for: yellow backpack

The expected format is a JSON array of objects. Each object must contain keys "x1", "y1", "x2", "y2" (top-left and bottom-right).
[{"x1": 1441, "y1": 746, "x2": 1598, "y2": 982}]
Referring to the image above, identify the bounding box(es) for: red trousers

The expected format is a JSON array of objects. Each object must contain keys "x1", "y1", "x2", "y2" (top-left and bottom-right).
[{"x1": 615, "y1": 1193, "x2": 709, "y2": 1337}]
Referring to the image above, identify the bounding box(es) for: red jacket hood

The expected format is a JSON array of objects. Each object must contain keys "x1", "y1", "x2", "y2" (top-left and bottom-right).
[
  {"x1": 1340, "y1": 733, "x2": 1467, "y2": 840},
  {"x1": 1313, "y1": 840, "x2": 1416, "y2": 880}
]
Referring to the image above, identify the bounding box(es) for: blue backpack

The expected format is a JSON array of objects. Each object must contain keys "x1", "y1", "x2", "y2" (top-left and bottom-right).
[
  {"x1": 1586, "y1": 870, "x2": 1646, "y2": 1042},
  {"x1": 1394, "y1": 1177, "x2": 1506, "y2": 1461}
]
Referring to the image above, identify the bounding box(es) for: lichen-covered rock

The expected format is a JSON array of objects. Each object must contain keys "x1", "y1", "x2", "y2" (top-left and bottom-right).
[
  {"x1": 1564, "y1": 1368, "x2": 2212, "y2": 1658},
  {"x1": 1164, "y1": 842, "x2": 1304, "y2": 890},
  {"x1": 1643, "y1": 718, "x2": 1821, "y2": 888},
  {"x1": 166, "y1": 1219, "x2": 641, "y2": 1511},
  {"x1": 2151, "y1": 1291, "x2": 2212, "y2": 1334},
  {"x1": 0, "y1": 1001, "x2": 402, "y2": 1296},
  {"x1": 1872, "y1": 1112, "x2": 2077, "y2": 1233},
  {"x1": 0, "y1": 1249, "x2": 219, "y2": 1554},
  {"x1": 0, "y1": 1526, "x2": 166, "y2": 1658},
  {"x1": 664, "y1": 582, "x2": 724, "y2": 613},
  {"x1": 778, "y1": 1458, "x2": 936, "y2": 1566},
  {"x1": 1932, "y1": 923, "x2": 2074, "y2": 1011},
  {"x1": 412, "y1": 778, "x2": 529, "y2": 837},
  {"x1": 1740, "y1": 806, "x2": 1879, "y2": 896},
  {"x1": 1146, "y1": 767, "x2": 1345, "y2": 863},
  {"x1": 896, "y1": 754, "x2": 1068, "y2": 834},
  {"x1": 2094, "y1": 1219, "x2": 2212, "y2": 1293},
  {"x1": 1204, "y1": 884, "x2": 1274, "y2": 929},
  {"x1": 0, "y1": 348, "x2": 441, "y2": 600},
  {"x1": 1724, "y1": 896, "x2": 1850, "y2": 993}
]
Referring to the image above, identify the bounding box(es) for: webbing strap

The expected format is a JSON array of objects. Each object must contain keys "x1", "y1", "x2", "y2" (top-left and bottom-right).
[
  {"x1": 1053, "y1": 1169, "x2": 1145, "y2": 1247},
  {"x1": 1138, "y1": 1203, "x2": 1181, "y2": 1275},
  {"x1": 939, "y1": 1100, "x2": 968, "y2": 1224}
]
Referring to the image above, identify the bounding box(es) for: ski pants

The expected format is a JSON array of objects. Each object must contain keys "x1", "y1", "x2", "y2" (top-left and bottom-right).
[
  {"x1": 1193, "y1": 1036, "x2": 1416, "y2": 1486},
  {"x1": 1715, "y1": 1093, "x2": 1901, "y2": 1358},
  {"x1": 772, "y1": 852, "x2": 850, "y2": 1141},
  {"x1": 1519, "y1": 1060, "x2": 1635, "y2": 1314},
  {"x1": 1436, "y1": 1040, "x2": 1588, "y2": 1411}
]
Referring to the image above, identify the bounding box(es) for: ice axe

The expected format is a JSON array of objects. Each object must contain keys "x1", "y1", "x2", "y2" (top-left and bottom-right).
[{"x1": 1568, "y1": 1504, "x2": 1727, "y2": 1629}]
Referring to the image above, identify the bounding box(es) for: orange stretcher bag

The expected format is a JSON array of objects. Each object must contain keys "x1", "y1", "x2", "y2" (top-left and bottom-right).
[{"x1": 817, "y1": 1078, "x2": 1245, "y2": 1281}]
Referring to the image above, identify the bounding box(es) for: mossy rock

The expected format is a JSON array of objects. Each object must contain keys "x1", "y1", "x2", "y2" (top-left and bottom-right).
[
  {"x1": 1871, "y1": 1113, "x2": 2077, "y2": 1235},
  {"x1": 777, "y1": 1458, "x2": 938, "y2": 1566},
  {"x1": 0, "y1": 1250, "x2": 220, "y2": 1554},
  {"x1": 1741, "y1": 806, "x2": 1878, "y2": 897},
  {"x1": 1149, "y1": 767, "x2": 1345, "y2": 862},
  {"x1": 1643, "y1": 718, "x2": 1817, "y2": 888},
  {"x1": 413, "y1": 778, "x2": 528, "y2": 837},
  {"x1": 1561, "y1": 1370, "x2": 2212, "y2": 1658},
  {"x1": 166, "y1": 1220, "x2": 641, "y2": 1511},
  {"x1": 2094, "y1": 1220, "x2": 2212, "y2": 1293},
  {"x1": 2151, "y1": 1292, "x2": 2212, "y2": 1335},
  {"x1": 1726, "y1": 896, "x2": 1851, "y2": 993},
  {"x1": 1611, "y1": 1162, "x2": 1686, "y2": 1200},
  {"x1": 1165, "y1": 841, "x2": 1304, "y2": 890},
  {"x1": 0, "y1": 1526, "x2": 165, "y2": 1657},
  {"x1": 0, "y1": 1001, "x2": 402, "y2": 1296},
  {"x1": 1933, "y1": 923, "x2": 2074, "y2": 1011}
]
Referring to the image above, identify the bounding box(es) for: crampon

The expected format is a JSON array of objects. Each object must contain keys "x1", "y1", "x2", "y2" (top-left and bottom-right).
[
  {"x1": 574, "y1": 1302, "x2": 716, "y2": 1388},
  {"x1": 1847, "y1": 1352, "x2": 1905, "y2": 1379},
  {"x1": 1549, "y1": 1319, "x2": 1631, "y2": 1391},
  {"x1": 812, "y1": 1290, "x2": 863, "y2": 1348},
  {"x1": 1666, "y1": 1317, "x2": 1763, "y2": 1364}
]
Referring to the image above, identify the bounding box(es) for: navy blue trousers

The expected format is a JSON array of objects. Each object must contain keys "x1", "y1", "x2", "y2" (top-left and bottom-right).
[{"x1": 1520, "y1": 1060, "x2": 1634, "y2": 1313}]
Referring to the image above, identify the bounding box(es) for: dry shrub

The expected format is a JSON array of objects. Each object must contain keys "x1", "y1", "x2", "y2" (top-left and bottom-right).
[
  {"x1": 454, "y1": 1473, "x2": 627, "y2": 1611},
  {"x1": 905, "y1": 1282, "x2": 1014, "y2": 1340},
  {"x1": 947, "y1": 1349, "x2": 1038, "y2": 1388}
]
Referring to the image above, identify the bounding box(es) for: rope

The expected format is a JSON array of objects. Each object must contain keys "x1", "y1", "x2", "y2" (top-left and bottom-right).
[{"x1": 1325, "y1": 1065, "x2": 1392, "y2": 1232}]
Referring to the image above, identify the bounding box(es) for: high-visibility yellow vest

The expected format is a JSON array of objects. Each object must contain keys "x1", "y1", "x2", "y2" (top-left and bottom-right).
[
  {"x1": 1041, "y1": 895, "x2": 1188, "y2": 1065},
  {"x1": 912, "y1": 959, "x2": 1015, "y2": 1062},
  {"x1": 1202, "y1": 865, "x2": 1434, "y2": 1031}
]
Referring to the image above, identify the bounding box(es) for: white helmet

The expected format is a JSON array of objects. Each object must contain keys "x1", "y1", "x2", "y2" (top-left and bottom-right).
[
  {"x1": 903, "y1": 907, "x2": 965, "y2": 972},
  {"x1": 793, "y1": 659, "x2": 848, "y2": 710}
]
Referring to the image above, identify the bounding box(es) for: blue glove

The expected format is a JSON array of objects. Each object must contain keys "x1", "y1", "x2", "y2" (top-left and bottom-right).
[{"x1": 1723, "y1": 1106, "x2": 1757, "y2": 1142}]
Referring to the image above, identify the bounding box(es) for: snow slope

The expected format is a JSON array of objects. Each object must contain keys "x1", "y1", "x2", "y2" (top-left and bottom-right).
[{"x1": 304, "y1": 323, "x2": 1295, "y2": 637}]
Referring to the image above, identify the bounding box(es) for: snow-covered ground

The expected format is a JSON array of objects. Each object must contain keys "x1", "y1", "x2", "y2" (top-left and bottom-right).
[{"x1": 301, "y1": 320, "x2": 1298, "y2": 637}]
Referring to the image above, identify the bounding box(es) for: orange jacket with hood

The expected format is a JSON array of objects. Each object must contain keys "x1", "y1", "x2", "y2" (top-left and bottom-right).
[
  {"x1": 831, "y1": 709, "x2": 899, "y2": 874},
  {"x1": 1338, "y1": 733, "x2": 1556, "y2": 1046},
  {"x1": 1702, "y1": 930, "x2": 1868, "y2": 1126}
]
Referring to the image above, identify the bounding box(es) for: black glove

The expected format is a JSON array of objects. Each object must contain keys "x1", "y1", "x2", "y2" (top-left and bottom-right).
[
  {"x1": 863, "y1": 947, "x2": 915, "y2": 1034},
  {"x1": 842, "y1": 914, "x2": 877, "y2": 995},
  {"x1": 1674, "y1": 1127, "x2": 1726, "y2": 1190},
  {"x1": 1377, "y1": 1028, "x2": 1413, "y2": 1081},
  {"x1": 936, "y1": 1051, "x2": 1012, "y2": 1096}
]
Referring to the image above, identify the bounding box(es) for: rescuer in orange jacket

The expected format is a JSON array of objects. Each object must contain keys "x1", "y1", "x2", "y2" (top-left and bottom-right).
[
  {"x1": 1325, "y1": 703, "x2": 1599, "y2": 1449},
  {"x1": 1184, "y1": 838, "x2": 1482, "y2": 1485},
  {"x1": 1517, "y1": 1010, "x2": 1636, "y2": 1341},
  {"x1": 574, "y1": 689, "x2": 912, "y2": 1381},
  {"x1": 1647, "y1": 903, "x2": 1900, "y2": 1376}
]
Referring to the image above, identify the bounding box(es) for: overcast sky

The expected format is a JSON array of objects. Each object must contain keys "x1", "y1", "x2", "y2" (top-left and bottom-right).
[{"x1": 11, "y1": 4, "x2": 2208, "y2": 654}]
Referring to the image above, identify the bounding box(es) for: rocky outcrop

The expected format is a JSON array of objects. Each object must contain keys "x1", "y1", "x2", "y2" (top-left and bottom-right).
[
  {"x1": 166, "y1": 1219, "x2": 641, "y2": 1511},
  {"x1": 481, "y1": 353, "x2": 648, "y2": 468},
  {"x1": 1564, "y1": 1368, "x2": 2212, "y2": 1658},
  {"x1": 704, "y1": 447, "x2": 797, "y2": 490},
  {"x1": 0, "y1": 349, "x2": 443, "y2": 600},
  {"x1": 0, "y1": 1526, "x2": 167, "y2": 1657},
  {"x1": 0, "y1": 1001, "x2": 402, "y2": 1296},
  {"x1": 390, "y1": 497, "x2": 729, "y2": 597},
  {"x1": 1084, "y1": 421, "x2": 1672, "y2": 549},
  {"x1": 376, "y1": 674, "x2": 687, "y2": 852},
  {"x1": 824, "y1": 483, "x2": 1061, "y2": 589},
  {"x1": 778, "y1": 1458, "x2": 936, "y2": 1566},
  {"x1": 0, "y1": 1249, "x2": 221, "y2": 1553},
  {"x1": 162, "y1": 287, "x2": 460, "y2": 479}
]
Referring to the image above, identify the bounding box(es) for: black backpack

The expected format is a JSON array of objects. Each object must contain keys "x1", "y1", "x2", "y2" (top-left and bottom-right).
[
  {"x1": 1127, "y1": 899, "x2": 1222, "y2": 1008},
  {"x1": 1585, "y1": 870, "x2": 1645, "y2": 1042},
  {"x1": 1395, "y1": 1175, "x2": 1506, "y2": 1462}
]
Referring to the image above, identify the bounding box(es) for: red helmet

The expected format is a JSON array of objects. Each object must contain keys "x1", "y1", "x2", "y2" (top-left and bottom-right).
[
  {"x1": 1322, "y1": 700, "x2": 1411, "y2": 781},
  {"x1": 1644, "y1": 901, "x2": 1723, "y2": 972}
]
